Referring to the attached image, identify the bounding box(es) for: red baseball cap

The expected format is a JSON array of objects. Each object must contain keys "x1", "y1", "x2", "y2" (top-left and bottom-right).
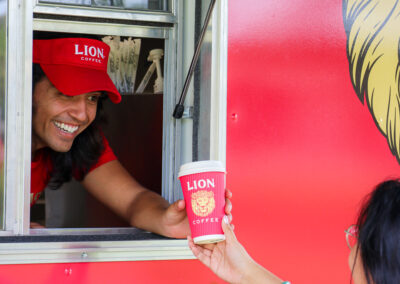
[{"x1": 33, "y1": 38, "x2": 121, "y2": 104}]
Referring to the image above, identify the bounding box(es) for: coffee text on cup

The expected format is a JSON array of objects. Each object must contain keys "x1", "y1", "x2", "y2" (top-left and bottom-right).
[{"x1": 192, "y1": 217, "x2": 219, "y2": 225}]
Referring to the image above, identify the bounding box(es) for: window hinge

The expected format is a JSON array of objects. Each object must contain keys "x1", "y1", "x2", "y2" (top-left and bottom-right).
[{"x1": 181, "y1": 106, "x2": 194, "y2": 119}]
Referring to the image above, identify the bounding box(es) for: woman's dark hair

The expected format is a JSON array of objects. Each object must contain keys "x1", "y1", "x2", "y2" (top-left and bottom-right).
[
  {"x1": 32, "y1": 63, "x2": 107, "y2": 189},
  {"x1": 354, "y1": 179, "x2": 400, "y2": 283}
]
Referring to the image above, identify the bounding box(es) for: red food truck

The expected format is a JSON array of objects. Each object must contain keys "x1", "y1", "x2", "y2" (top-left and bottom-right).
[{"x1": 0, "y1": 0, "x2": 399, "y2": 283}]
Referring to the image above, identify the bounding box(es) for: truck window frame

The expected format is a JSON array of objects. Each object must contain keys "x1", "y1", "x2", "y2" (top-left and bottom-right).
[{"x1": 1, "y1": 0, "x2": 227, "y2": 264}]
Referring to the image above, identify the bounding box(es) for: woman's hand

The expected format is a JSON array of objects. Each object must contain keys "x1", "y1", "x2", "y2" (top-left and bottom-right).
[
  {"x1": 188, "y1": 216, "x2": 283, "y2": 284},
  {"x1": 188, "y1": 215, "x2": 253, "y2": 283}
]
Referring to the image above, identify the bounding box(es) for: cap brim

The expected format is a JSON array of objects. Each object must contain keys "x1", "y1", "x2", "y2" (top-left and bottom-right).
[{"x1": 40, "y1": 64, "x2": 122, "y2": 104}]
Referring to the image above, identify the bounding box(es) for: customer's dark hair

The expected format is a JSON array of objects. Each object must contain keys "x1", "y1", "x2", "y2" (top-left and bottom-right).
[
  {"x1": 32, "y1": 63, "x2": 107, "y2": 189},
  {"x1": 354, "y1": 179, "x2": 400, "y2": 284}
]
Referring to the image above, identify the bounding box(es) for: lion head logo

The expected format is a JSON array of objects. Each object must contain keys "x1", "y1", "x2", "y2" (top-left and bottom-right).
[{"x1": 191, "y1": 190, "x2": 215, "y2": 217}]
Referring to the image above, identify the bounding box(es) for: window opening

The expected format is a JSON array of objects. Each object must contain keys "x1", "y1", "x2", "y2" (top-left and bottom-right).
[{"x1": 30, "y1": 31, "x2": 164, "y2": 229}]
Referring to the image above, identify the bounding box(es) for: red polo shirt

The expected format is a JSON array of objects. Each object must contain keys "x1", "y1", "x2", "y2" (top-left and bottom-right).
[{"x1": 30, "y1": 136, "x2": 116, "y2": 206}]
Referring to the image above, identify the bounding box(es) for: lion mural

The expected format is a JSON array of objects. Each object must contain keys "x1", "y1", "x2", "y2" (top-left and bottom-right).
[
  {"x1": 191, "y1": 190, "x2": 216, "y2": 217},
  {"x1": 343, "y1": 0, "x2": 400, "y2": 164}
]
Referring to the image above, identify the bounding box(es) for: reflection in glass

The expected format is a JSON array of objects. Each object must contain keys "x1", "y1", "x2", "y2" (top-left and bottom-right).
[
  {"x1": 0, "y1": 0, "x2": 6, "y2": 229},
  {"x1": 39, "y1": 0, "x2": 91, "y2": 4},
  {"x1": 39, "y1": 0, "x2": 169, "y2": 11}
]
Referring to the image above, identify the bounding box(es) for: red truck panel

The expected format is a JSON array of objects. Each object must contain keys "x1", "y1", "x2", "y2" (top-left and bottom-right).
[{"x1": 0, "y1": 1, "x2": 398, "y2": 283}]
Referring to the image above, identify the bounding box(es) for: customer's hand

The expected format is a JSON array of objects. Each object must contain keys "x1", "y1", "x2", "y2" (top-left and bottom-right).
[
  {"x1": 188, "y1": 216, "x2": 283, "y2": 284},
  {"x1": 188, "y1": 215, "x2": 253, "y2": 283}
]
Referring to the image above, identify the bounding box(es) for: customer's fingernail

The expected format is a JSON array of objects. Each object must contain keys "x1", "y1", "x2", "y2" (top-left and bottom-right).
[{"x1": 223, "y1": 215, "x2": 229, "y2": 224}]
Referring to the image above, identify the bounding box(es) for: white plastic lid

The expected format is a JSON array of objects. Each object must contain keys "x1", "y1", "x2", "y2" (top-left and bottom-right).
[
  {"x1": 193, "y1": 234, "x2": 225, "y2": 244},
  {"x1": 178, "y1": 160, "x2": 225, "y2": 178}
]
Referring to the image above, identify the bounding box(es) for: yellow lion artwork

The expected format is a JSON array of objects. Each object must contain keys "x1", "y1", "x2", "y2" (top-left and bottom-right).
[
  {"x1": 191, "y1": 190, "x2": 216, "y2": 217},
  {"x1": 343, "y1": 0, "x2": 400, "y2": 163}
]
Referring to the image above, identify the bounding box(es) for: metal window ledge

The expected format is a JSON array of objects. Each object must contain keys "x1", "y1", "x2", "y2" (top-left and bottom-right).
[
  {"x1": 0, "y1": 238, "x2": 194, "y2": 264},
  {"x1": 0, "y1": 228, "x2": 194, "y2": 264}
]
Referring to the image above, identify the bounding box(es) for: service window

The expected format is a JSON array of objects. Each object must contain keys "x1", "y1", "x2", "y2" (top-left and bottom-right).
[
  {"x1": 0, "y1": 0, "x2": 227, "y2": 264},
  {"x1": 31, "y1": 33, "x2": 166, "y2": 228}
]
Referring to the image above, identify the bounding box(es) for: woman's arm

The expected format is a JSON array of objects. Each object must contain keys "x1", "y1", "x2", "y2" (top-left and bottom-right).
[{"x1": 188, "y1": 216, "x2": 284, "y2": 284}]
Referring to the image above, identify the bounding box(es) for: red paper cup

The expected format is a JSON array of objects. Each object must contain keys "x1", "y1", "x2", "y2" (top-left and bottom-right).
[{"x1": 178, "y1": 160, "x2": 226, "y2": 244}]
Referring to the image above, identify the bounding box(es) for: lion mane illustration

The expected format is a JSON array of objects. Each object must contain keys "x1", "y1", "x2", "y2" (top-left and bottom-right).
[
  {"x1": 191, "y1": 190, "x2": 216, "y2": 217},
  {"x1": 343, "y1": 0, "x2": 400, "y2": 164}
]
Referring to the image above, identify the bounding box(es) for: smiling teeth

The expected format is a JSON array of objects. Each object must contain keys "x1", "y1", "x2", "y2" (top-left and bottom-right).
[{"x1": 54, "y1": 121, "x2": 78, "y2": 134}]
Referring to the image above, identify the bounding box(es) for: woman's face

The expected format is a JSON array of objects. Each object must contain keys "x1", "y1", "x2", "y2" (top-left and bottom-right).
[{"x1": 348, "y1": 243, "x2": 368, "y2": 284}]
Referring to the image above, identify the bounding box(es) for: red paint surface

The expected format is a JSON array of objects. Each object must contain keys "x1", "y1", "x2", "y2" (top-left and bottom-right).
[
  {"x1": 0, "y1": 261, "x2": 222, "y2": 284},
  {"x1": 227, "y1": 0, "x2": 399, "y2": 283},
  {"x1": 1, "y1": 1, "x2": 399, "y2": 283}
]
